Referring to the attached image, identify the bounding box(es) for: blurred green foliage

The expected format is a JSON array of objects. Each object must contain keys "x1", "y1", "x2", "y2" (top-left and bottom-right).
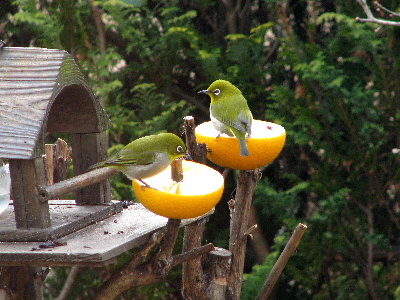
[{"x1": 2, "y1": 0, "x2": 400, "y2": 299}]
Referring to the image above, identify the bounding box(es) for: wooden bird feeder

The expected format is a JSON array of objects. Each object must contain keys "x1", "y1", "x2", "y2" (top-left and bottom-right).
[{"x1": 0, "y1": 47, "x2": 175, "y2": 268}]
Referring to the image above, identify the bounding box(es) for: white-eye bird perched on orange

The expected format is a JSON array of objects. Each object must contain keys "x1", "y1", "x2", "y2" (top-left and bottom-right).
[
  {"x1": 199, "y1": 79, "x2": 253, "y2": 156},
  {"x1": 89, "y1": 133, "x2": 190, "y2": 186}
]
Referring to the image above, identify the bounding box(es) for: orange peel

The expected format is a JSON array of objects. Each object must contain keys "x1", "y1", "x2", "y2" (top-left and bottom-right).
[
  {"x1": 195, "y1": 120, "x2": 286, "y2": 170},
  {"x1": 132, "y1": 160, "x2": 224, "y2": 219}
]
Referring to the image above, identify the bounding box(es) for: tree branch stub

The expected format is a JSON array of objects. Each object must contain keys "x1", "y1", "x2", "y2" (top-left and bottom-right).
[
  {"x1": 227, "y1": 169, "x2": 259, "y2": 300},
  {"x1": 256, "y1": 223, "x2": 308, "y2": 300}
]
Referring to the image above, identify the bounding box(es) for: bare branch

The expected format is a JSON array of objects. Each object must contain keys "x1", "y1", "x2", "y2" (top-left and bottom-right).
[
  {"x1": 172, "y1": 243, "x2": 214, "y2": 267},
  {"x1": 55, "y1": 266, "x2": 80, "y2": 300},
  {"x1": 356, "y1": 0, "x2": 400, "y2": 27},
  {"x1": 256, "y1": 223, "x2": 308, "y2": 300},
  {"x1": 374, "y1": 1, "x2": 400, "y2": 18},
  {"x1": 226, "y1": 170, "x2": 259, "y2": 299}
]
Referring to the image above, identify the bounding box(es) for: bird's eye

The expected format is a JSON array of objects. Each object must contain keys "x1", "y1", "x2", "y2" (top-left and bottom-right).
[
  {"x1": 213, "y1": 89, "x2": 221, "y2": 96},
  {"x1": 177, "y1": 145, "x2": 184, "y2": 153}
]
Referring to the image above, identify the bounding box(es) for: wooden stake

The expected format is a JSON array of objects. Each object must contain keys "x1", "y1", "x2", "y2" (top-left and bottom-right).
[
  {"x1": 171, "y1": 159, "x2": 183, "y2": 182},
  {"x1": 256, "y1": 223, "x2": 308, "y2": 300},
  {"x1": 181, "y1": 116, "x2": 212, "y2": 299},
  {"x1": 45, "y1": 138, "x2": 70, "y2": 186},
  {"x1": 183, "y1": 116, "x2": 207, "y2": 164},
  {"x1": 227, "y1": 169, "x2": 259, "y2": 300},
  {"x1": 182, "y1": 218, "x2": 208, "y2": 300},
  {"x1": 203, "y1": 247, "x2": 232, "y2": 299}
]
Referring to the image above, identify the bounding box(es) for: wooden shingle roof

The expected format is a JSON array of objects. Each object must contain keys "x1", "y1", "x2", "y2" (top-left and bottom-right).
[{"x1": 0, "y1": 47, "x2": 110, "y2": 159}]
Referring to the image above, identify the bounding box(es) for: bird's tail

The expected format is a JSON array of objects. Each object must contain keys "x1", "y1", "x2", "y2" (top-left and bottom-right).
[
  {"x1": 239, "y1": 139, "x2": 250, "y2": 156},
  {"x1": 87, "y1": 161, "x2": 106, "y2": 171}
]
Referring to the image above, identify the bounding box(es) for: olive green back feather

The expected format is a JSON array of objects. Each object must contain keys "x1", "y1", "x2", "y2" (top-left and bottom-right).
[
  {"x1": 207, "y1": 80, "x2": 253, "y2": 136},
  {"x1": 89, "y1": 133, "x2": 186, "y2": 169}
]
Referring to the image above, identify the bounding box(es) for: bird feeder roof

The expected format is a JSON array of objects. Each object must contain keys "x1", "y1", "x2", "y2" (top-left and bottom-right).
[{"x1": 0, "y1": 47, "x2": 111, "y2": 159}]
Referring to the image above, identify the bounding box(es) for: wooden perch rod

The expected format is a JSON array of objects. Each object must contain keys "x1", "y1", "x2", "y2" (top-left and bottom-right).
[
  {"x1": 38, "y1": 168, "x2": 119, "y2": 202},
  {"x1": 256, "y1": 223, "x2": 308, "y2": 300}
]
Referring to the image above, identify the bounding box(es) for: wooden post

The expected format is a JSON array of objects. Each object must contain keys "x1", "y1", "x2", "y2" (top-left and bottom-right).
[
  {"x1": 72, "y1": 131, "x2": 111, "y2": 205},
  {"x1": 226, "y1": 170, "x2": 259, "y2": 300},
  {"x1": 44, "y1": 138, "x2": 70, "y2": 186},
  {"x1": 9, "y1": 158, "x2": 50, "y2": 229},
  {"x1": 182, "y1": 218, "x2": 208, "y2": 300},
  {"x1": 181, "y1": 116, "x2": 212, "y2": 299},
  {"x1": 182, "y1": 116, "x2": 208, "y2": 164},
  {"x1": 0, "y1": 266, "x2": 47, "y2": 300},
  {"x1": 203, "y1": 248, "x2": 232, "y2": 299},
  {"x1": 7, "y1": 158, "x2": 50, "y2": 300}
]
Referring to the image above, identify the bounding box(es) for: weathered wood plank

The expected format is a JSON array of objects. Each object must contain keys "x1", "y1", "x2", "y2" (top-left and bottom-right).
[
  {"x1": 0, "y1": 47, "x2": 65, "y2": 59},
  {"x1": 72, "y1": 132, "x2": 111, "y2": 205},
  {"x1": 0, "y1": 82, "x2": 57, "y2": 91},
  {"x1": 0, "y1": 203, "x2": 211, "y2": 266},
  {"x1": 0, "y1": 204, "x2": 170, "y2": 266},
  {"x1": 0, "y1": 200, "x2": 123, "y2": 242},
  {"x1": 9, "y1": 158, "x2": 50, "y2": 229},
  {"x1": 0, "y1": 72, "x2": 59, "y2": 81}
]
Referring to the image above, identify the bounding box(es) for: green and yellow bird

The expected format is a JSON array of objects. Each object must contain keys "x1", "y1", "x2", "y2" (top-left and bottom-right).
[
  {"x1": 89, "y1": 133, "x2": 189, "y2": 186},
  {"x1": 199, "y1": 79, "x2": 253, "y2": 156}
]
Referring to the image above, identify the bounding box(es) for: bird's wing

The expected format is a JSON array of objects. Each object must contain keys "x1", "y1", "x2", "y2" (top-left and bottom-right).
[
  {"x1": 238, "y1": 110, "x2": 253, "y2": 135},
  {"x1": 213, "y1": 106, "x2": 251, "y2": 134},
  {"x1": 107, "y1": 150, "x2": 157, "y2": 166}
]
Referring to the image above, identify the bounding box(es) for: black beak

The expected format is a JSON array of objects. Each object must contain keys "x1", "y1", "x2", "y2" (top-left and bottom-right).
[{"x1": 198, "y1": 89, "x2": 212, "y2": 94}]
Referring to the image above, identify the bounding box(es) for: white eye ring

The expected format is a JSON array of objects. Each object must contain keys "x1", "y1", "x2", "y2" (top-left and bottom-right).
[
  {"x1": 177, "y1": 145, "x2": 184, "y2": 153},
  {"x1": 213, "y1": 89, "x2": 221, "y2": 96}
]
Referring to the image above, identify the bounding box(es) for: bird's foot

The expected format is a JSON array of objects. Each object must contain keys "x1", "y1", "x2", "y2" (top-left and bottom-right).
[{"x1": 138, "y1": 179, "x2": 157, "y2": 190}]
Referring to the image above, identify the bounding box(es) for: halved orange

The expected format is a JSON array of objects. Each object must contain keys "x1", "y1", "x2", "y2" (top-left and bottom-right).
[
  {"x1": 132, "y1": 160, "x2": 224, "y2": 219},
  {"x1": 195, "y1": 120, "x2": 286, "y2": 170}
]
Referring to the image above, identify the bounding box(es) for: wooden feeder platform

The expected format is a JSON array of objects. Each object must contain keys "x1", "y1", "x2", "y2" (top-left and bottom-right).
[
  {"x1": 0, "y1": 200, "x2": 123, "y2": 242},
  {"x1": 0, "y1": 203, "x2": 179, "y2": 267},
  {"x1": 0, "y1": 204, "x2": 202, "y2": 266}
]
